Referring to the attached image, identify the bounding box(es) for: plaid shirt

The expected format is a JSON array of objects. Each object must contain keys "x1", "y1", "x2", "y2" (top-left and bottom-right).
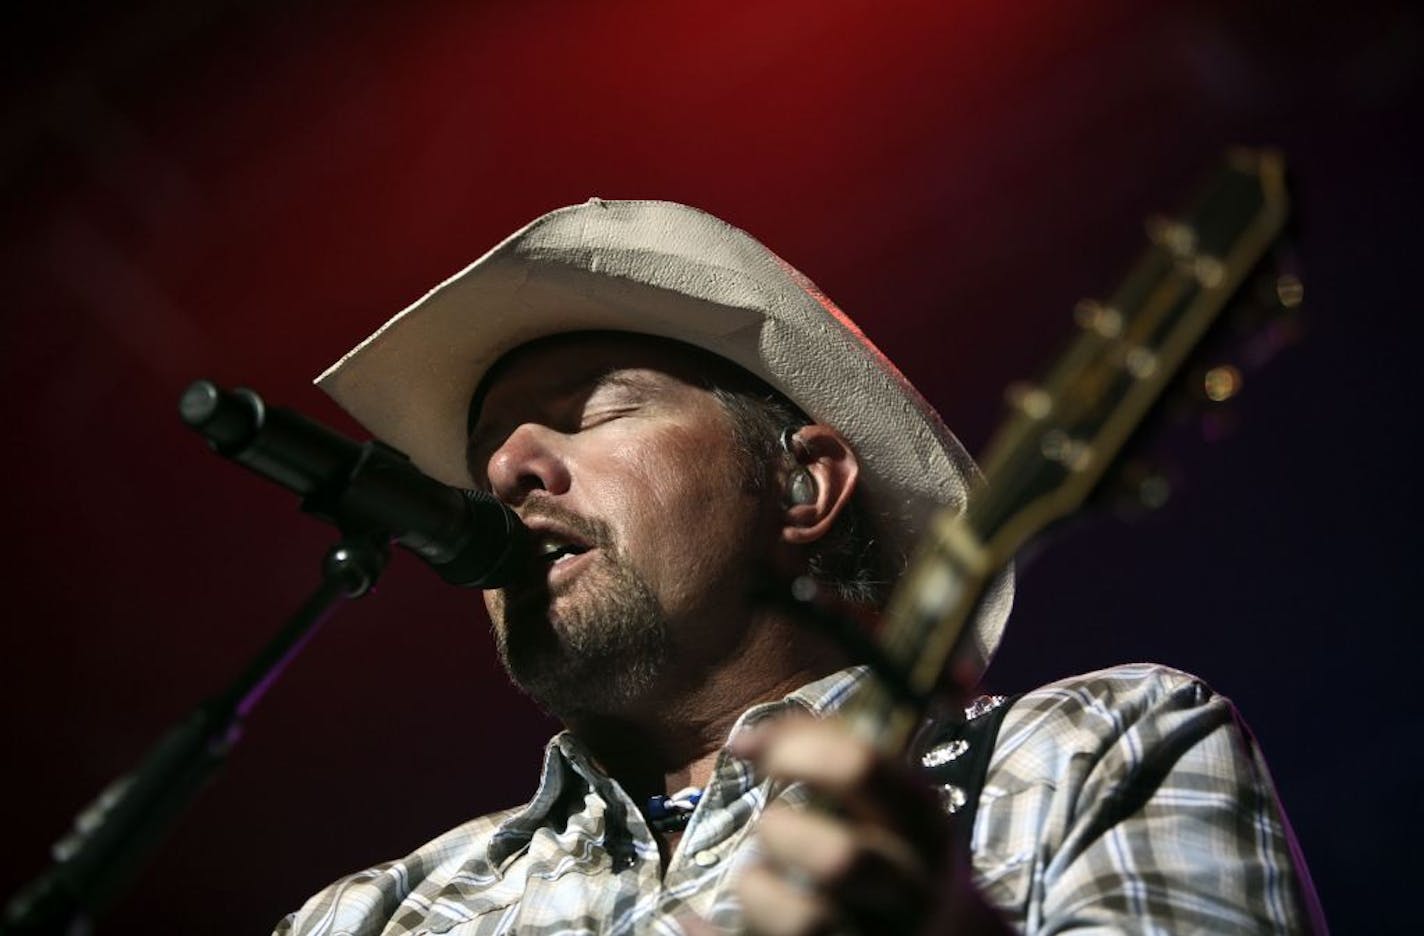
[{"x1": 276, "y1": 663, "x2": 1322, "y2": 935}]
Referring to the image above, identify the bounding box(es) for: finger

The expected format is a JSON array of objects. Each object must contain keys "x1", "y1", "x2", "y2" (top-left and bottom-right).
[
  {"x1": 736, "y1": 860, "x2": 835, "y2": 936},
  {"x1": 736, "y1": 718, "x2": 948, "y2": 856},
  {"x1": 729, "y1": 717, "x2": 871, "y2": 796},
  {"x1": 755, "y1": 805, "x2": 933, "y2": 931},
  {"x1": 754, "y1": 805, "x2": 858, "y2": 885},
  {"x1": 725, "y1": 714, "x2": 815, "y2": 760},
  {"x1": 673, "y1": 911, "x2": 725, "y2": 936}
]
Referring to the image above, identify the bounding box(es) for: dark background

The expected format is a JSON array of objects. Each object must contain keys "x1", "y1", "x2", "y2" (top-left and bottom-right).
[{"x1": 3, "y1": 2, "x2": 1419, "y2": 932}]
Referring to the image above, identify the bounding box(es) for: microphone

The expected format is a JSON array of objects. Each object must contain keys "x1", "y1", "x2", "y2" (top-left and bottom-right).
[{"x1": 179, "y1": 380, "x2": 528, "y2": 588}]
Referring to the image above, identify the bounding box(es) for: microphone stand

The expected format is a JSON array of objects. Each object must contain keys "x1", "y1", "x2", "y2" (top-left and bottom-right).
[
  {"x1": 5, "y1": 381, "x2": 524, "y2": 932},
  {"x1": 1, "y1": 532, "x2": 390, "y2": 935}
]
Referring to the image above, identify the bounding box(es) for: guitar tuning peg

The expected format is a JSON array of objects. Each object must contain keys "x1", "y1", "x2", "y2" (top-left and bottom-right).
[
  {"x1": 1103, "y1": 458, "x2": 1173, "y2": 518},
  {"x1": 1233, "y1": 266, "x2": 1305, "y2": 372},
  {"x1": 1186, "y1": 363, "x2": 1245, "y2": 442},
  {"x1": 1202, "y1": 364, "x2": 1244, "y2": 403},
  {"x1": 1274, "y1": 272, "x2": 1304, "y2": 310},
  {"x1": 1133, "y1": 471, "x2": 1172, "y2": 511},
  {"x1": 1175, "y1": 362, "x2": 1243, "y2": 409}
]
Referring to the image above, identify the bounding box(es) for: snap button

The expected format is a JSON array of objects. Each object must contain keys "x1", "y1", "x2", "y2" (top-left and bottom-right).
[{"x1": 693, "y1": 849, "x2": 719, "y2": 868}]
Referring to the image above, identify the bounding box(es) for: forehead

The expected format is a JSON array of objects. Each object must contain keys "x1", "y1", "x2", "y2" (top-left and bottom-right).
[{"x1": 468, "y1": 332, "x2": 742, "y2": 430}]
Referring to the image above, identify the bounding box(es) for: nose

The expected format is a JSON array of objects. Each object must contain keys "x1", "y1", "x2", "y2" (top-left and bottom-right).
[{"x1": 485, "y1": 423, "x2": 572, "y2": 505}]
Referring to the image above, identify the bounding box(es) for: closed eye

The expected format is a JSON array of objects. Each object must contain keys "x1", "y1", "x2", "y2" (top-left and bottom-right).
[
  {"x1": 463, "y1": 410, "x2": 634, "y2": 486},
  {"x1": 464, "y1": 370, "x2": 657, "y2": 482},
  {"x1": 578, "y1": 406, "x2": 639, "y2": 431}
]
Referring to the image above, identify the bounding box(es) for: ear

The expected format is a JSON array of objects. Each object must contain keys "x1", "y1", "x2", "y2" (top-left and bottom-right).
[{"x1": 779, "y1": 424, "x2": 859, "y2": 546}]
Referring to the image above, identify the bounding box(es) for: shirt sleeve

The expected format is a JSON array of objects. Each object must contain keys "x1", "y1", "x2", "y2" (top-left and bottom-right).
[
  {"x1": 271, "y1": 806, "x2": 526, "y2": 936},
  {"x1": 973, "y1": 664, "x2": 1325, "y2": 934}
]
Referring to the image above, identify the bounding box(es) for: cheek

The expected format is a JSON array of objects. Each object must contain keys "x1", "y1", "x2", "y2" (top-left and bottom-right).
[{"x1": 608, "y1": 426, "x2": 760, "y2": 578}]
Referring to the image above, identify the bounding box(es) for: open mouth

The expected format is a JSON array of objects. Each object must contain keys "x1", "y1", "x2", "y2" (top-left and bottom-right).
[{"x1": 534, "y1": 533, "x2": 593, "y2": 567}]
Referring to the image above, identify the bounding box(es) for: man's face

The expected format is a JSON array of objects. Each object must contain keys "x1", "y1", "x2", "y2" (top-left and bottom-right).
[{"x1": 467, "y1": 334, "x2": 770, "y2": 719}]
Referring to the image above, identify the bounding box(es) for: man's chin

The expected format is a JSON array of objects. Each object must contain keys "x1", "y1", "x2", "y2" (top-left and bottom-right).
[
  {"x1": 487, "y1": 547, "x2": 669, "y2": 715},
  {"x1": 488, "y1": 577, "x2": 669, "y2": 719},
  {"x1": 502, "y1": 646, "x2": 663, "y2": 721},
  {"x1": 490, "y1": 586, "x2": 593, "y2": 653}
]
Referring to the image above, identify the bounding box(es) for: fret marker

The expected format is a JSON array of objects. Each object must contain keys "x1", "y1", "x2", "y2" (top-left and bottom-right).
[{"x1": 914, "y1": 562, "x2": 961, "y2": 619}]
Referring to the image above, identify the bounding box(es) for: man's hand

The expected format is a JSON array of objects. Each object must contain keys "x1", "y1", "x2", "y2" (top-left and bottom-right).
[
  {"x1": 727, "y1": 717, "x2": 938, "y2": 934},
  {"x1": 722, "y1": 715, "x2": 1000, "y2": 936}
]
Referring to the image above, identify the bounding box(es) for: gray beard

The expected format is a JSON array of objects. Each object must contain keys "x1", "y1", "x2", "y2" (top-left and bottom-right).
[{"x1": 491, "y1": 549, "x2": 669, "y2": 720}]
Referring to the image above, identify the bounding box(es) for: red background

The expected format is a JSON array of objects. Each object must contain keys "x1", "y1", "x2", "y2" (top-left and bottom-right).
[{"x1": 3, "y1": 2, "x2": 1420, "y2": 932}]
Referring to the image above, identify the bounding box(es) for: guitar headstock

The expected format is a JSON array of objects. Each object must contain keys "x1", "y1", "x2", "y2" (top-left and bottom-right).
[
  {"x1": 851, "y1": 149, "x2": 1294, "y2": 749},
  {"x1": 969, "y1": 147, "x2": 1292, "y2": 558}
]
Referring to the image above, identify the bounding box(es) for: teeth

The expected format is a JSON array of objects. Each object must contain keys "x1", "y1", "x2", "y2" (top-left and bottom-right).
[
  {"x1": 537, "y1": 536, "x2": 574, "y2": 557},
  {"x1": 535, "y1": 535, "x2": 589, "y2": 563}
]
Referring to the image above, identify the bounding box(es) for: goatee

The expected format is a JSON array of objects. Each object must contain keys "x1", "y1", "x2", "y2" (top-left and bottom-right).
[{"x1": 488, "y1": 502, "x2": 669, "y2": 719}]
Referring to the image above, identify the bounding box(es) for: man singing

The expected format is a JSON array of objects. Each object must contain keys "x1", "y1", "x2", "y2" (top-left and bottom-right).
[{"x1": 277, "y1": 199, "x2": 1322, "y2": 934}]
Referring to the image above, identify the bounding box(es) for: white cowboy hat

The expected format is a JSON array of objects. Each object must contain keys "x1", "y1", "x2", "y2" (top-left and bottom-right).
[{"x1": 316, "y1": 198, "x2": 1013, "y2": 676}]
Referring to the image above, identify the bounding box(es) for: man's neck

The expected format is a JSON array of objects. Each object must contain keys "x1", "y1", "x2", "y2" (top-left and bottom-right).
[{"x1": 564, "y1": 611, "x2": 846, "y2": 801}]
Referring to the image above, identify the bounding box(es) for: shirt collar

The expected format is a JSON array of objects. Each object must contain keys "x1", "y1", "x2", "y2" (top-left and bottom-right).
[
  {"x1": 485, "y1": 666, "x2": 870, "y2": 866},
  {"x1": 726, "y1": 665, "x2": 869, "y2": 734}
]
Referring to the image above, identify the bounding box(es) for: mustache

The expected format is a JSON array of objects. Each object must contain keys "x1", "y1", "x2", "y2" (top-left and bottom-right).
[{"x1": 494, "y1": 498, "x2": 616, "y2": 600}]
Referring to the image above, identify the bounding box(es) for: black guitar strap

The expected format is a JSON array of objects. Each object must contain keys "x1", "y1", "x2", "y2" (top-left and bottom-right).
[{"x1": 913, "y1": 692, "x2": 1025, "y2": 850}]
